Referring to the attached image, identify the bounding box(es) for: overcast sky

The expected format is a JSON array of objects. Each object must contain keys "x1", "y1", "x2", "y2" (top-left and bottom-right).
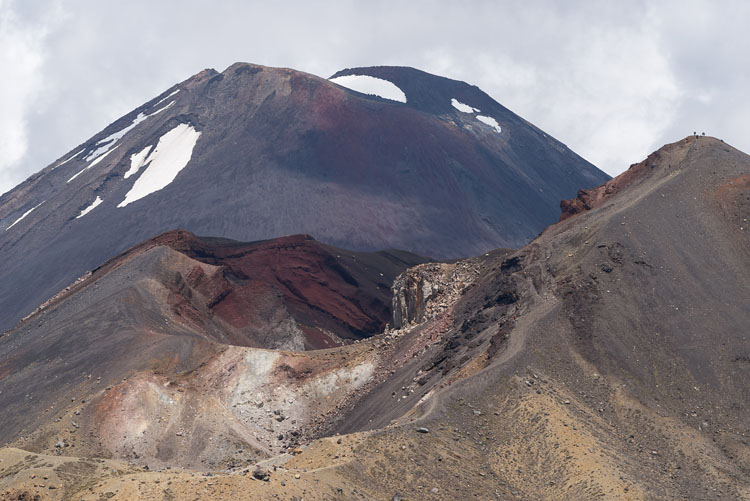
[{"x1": 1, "y1": 0, "x2": 748, "y2": 195}]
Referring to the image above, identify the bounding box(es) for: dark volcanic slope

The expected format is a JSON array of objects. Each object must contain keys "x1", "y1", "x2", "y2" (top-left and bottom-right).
[{"x1": 0, "y1": 62, "x2": 607, "y2": 334}]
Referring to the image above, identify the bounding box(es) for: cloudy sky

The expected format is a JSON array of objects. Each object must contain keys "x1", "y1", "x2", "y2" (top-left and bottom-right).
[{"x1": 1, "y1": 0, "x2": 748, "y2": 195}]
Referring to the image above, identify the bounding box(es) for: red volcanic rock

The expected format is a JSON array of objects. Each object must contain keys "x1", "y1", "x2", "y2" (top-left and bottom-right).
[
  {"x1": 163, "y1": 232, "x2": 421, "y2": 347},
  {"x1": 560, "y1": 157, "x2": 653, "y2": 221}
]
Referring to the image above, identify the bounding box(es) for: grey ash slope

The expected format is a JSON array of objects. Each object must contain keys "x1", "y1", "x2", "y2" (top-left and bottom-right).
[
  {"x1": 321, "y1": 136, "x2": 750, "y2": 498},
  {"x1": 0, "y1": 62, "x2": 607, "y2": 334}
]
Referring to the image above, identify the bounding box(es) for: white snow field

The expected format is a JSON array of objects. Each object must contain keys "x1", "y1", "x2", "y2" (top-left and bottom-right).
[
  {"x1": 476, "y1": 115, "x2": 502, "y2": 133},
  {"x1": 124, "y1": 145, "x2": 154, "y2": 179},
  {"x1": 329, "y1": 75, "x2": 407, "y2": 103},
  {"x1": 118, "y1": 123, "x2": 201, "y2": 208},
  {"x1": 451, "y1": 98, "x2": 480, "y2": 113}
]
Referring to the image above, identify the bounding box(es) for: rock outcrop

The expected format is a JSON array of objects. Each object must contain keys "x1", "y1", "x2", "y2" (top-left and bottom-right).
[{"x1": 391, "y1": 259, "x2": 485, "y2": 328}]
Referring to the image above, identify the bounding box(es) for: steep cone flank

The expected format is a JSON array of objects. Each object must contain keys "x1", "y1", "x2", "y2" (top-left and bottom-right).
[{"x1": 0, "y1": 62, "x2": 607, "y2": 334}]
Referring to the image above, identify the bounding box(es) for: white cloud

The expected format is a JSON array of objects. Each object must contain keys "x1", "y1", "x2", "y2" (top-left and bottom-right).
[
  {"x1": 0, "y1": 0, "x2": 50, "y2": 194},
  {"x1": 2, "y1": 1, "x2": 750, "y2": 192},
  {"x1": 414, "y1": 6, "x2": 683, "y2": 175}
]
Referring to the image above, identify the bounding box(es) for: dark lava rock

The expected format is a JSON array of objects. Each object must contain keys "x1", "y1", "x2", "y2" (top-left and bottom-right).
[{"x1": 252, "y1": 466, "x2": 270, "y2": 482}]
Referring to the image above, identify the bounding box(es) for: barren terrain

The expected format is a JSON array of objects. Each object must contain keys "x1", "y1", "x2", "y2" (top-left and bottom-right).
[{"x1": 1, "y1": 136, "x2": 749, "y2": 500}]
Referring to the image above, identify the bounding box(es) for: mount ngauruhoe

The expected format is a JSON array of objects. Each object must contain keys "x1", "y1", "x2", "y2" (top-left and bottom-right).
[{"x1": 0, "y1": 63, "x2": 607, "y2": 335}]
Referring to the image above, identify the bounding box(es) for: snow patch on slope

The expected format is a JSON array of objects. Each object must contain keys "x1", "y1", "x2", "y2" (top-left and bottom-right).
[
  {"x1": 329, "y1": 75, "x2": 407, "y2": 103},
  {"x1": 89, "y1": 145, "x2": 120, "y2": 168},
  {"x1": 155, "y1": 88, "x2": 179, "y2": 106},
  {"x1": 149, "y1": 100, "x2": 175, "y2": 117},
  {"x1": 124, "y1": 145, "x2": 154, "y2": 179},
  {"x1": 117, "y1": 123, "x2": 201, "y2": 208},
  {"x1": 67, "y1": 145, "x2": 120, "y2": 183},
  {"x1": 451, "y1": 98, "x2": 480, "y2": 113},
  {"x1": 83, "y1": 115, "x2": 147, "y2": 163},
  {"x1": 6, "y1": 201, "x2": 45, "y2": 231},
  {"x1": 72, "y1": 97, "x2": 178, "y2": 179},
  {"x1": 476, "y1": 115, "x2": 502, "y2": 133},
  {"x1": 76, "y1": 196, "x2": 103, "y2": 218},
  {"x1": 54, "y1": 149, "x2": 84, "y2": 169},
  {"x1": 67, "y1": 98, "x2": 179, "y2": 185}
]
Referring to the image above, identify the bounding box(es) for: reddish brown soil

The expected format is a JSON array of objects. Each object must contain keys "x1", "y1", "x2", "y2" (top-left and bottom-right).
[
  {"x1": 161, "y1": 232, "x2": 424, "y2": 346},
  {"x1": 714, "y1": 173, "x2": 750, "y2": 211}
]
